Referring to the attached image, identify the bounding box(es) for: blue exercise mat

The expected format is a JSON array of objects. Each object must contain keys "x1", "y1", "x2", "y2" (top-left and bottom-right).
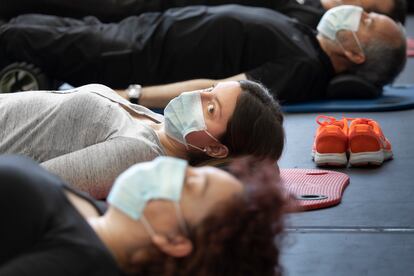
[{"x1": 282, "y1": 85, "x2": 414, "y2": 113}]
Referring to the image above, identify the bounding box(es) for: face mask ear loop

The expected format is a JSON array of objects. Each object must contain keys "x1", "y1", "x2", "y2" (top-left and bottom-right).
[
  {"x1": 336, "y1": 32, "x2": 364, "y2": 57},
  {"x1": 174, "y1": 202, "x2": 190, "y2": 236},
  {"x1": 352, "y1": 31, "x2": 365, "y2": 56},
  {"x1": 204, "y1": 130, "x2": 221, "y2": 144},
  {"x1": 141, "y1": 215, "x2": 157, "y2": 238},
  {"x1": 186, "y1": 130, "x2": 225, "y2": 155},
  {"x1": 336, "y1": 38, "x2": 348, "y2": 54},
  {"x1": 187, "y1": 143, "x2": 207, "y2": 153}
]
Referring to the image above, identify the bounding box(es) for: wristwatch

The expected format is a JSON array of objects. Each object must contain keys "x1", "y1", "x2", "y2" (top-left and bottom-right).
[{"x1": 126, "y1": 84, "x2": 142, "y2": 104}]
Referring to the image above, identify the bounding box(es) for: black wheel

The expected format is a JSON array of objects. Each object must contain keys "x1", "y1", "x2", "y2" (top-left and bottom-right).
[{"x1": 0, "y1": 62, "x2": 54, "y2": 93}]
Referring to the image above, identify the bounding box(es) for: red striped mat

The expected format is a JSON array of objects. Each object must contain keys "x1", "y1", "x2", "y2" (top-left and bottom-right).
[{"x1": 280, "y1": 168, "x2": 350, "y2": 211}]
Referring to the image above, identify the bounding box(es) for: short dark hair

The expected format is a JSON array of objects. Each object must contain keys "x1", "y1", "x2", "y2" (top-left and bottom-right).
[
  {"x1": 388, "y1": 0, "x2": 407, "y2": 24},
  {"x1": 220, "y1": 80, "x2": 285, "y2": 161},
  {"x1": 348, "y1": 27, "x2": 407, "y2": 88}
]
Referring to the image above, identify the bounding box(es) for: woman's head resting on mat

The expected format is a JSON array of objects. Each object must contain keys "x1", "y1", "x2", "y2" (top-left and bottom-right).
[
  {"x1": 99, "y1": 156, "x2": 285, "y2": 275},
  {"x1": 161, "y1": 80, "x2": 284, "y2": 164},
  {"x1": 321, "y1": 0, "x2": 407, "y2": 24}
]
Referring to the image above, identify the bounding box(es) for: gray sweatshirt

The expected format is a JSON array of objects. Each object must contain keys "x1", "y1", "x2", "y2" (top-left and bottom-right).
[{"x1": 0, "y1": 84, "x2": 166, "y2": 199}]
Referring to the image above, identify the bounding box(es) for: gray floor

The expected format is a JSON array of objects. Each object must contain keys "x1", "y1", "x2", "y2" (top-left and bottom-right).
[{"x1": 280, "y1": 15, "x2": 414, "y2": 276}]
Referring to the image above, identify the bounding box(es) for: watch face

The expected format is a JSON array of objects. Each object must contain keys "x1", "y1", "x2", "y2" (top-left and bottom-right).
[
  {"x1": 128, "y1": 84, "x2": 141, "y2": 99},
  {"x1": 127, "y1": 84, "x2": 142, "y2": 104}
]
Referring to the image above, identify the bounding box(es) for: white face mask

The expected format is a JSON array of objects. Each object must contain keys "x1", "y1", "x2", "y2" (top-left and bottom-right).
[
  {"x1": 317, "y1": 5, "x2": 364, "y2": 53},
  {"x1": 107, "y1": 156, "x2": 189, "y2": 237},
  {"x1": 164, "y1": 91, "x2": 221, "y2": 153}
]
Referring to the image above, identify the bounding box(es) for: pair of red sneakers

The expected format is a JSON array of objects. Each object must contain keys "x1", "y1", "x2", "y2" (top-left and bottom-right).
[{"x1": 312, "y1": 115, "x2": 393, "y2": 167}]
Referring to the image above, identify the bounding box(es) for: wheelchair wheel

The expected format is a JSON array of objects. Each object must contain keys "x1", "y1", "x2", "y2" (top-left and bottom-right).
[{"x1": 0, "y1": 62, "x2": 53, "y2": 93}]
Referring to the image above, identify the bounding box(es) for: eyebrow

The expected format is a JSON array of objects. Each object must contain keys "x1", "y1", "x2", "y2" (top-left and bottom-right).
[
  {"x1": 369, "y1": 14, "x2": 376, "y2": 29},
  {"x1": 214, "y1": 93, "x2": 223, "y2": 119}
]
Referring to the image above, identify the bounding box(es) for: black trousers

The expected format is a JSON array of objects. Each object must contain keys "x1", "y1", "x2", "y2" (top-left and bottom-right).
[
  {"x1": 0, "y1": 0, "x2": 289, "y2": 22},
  {"x1": 0, "y1": 14, "x2": 146, "y2": 87}
]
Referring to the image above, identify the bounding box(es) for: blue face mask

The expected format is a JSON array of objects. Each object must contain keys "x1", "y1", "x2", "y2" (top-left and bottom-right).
[
  {"x1": 317, "y1": 5, "x2": 364, "y2": 53},
  {"x1": 107, "y1": 156, "x2": 189, "y2": 236},
  {"x1": 164, "y1": 91, "x2": 221, "y2": 152}
]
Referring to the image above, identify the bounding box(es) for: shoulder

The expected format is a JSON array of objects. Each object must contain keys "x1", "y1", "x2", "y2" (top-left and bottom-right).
[
  {"x1": 108, "y1": 136, "x2": 165, "y2": 159},
  {"x1": 0, "y1": 155, "x2": 63, "y2": 200}
]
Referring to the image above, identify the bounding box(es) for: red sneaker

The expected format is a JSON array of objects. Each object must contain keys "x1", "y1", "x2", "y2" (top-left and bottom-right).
[
  {"x1": 348, "y1": 118, "x2": 393, "y2": 166},
  {"x1": 312, "y1": 115, "x2": 348, "y2": 167}
]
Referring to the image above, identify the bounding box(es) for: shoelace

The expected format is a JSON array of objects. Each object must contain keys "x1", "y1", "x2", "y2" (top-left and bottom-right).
[
  {"x1": 316, "y1": 115, "x2": 343, "y2": 126},
  {"x1": 346, "y1": 117, "x2": 373, "y2": 125},
  {"x1": 317, "y1": 116, "x2": 376, "y2": 127}
]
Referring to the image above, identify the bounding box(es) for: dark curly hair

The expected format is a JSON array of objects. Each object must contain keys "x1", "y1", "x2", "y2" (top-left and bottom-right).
[{"x1": 133, "y1": 157, "x2": 286, "y2": 276}]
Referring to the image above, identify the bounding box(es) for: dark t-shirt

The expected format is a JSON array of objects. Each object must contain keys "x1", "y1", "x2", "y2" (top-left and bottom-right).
[
  {"x1": 125, "y1": 5, "x2": 335, "y2": 102},
  {"x1": 0, "y1": 5, "x2": 334, "y2": 102},
  {"x1": 0, "y1": 156, "x2": 120, "y2": 276},
  {"x1": 0, "y1": 0, "x2": 326, "y2": 28}
]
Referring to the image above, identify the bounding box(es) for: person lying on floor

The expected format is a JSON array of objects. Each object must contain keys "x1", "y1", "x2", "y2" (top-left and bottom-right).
[
  {"x1": 0, "y1": 0, "x2": 406, "y2": 28},
  {"x1": 0, "y1": 5, "x2": 406, "y2": 105},
  {"x1": 0, "y1": 81, "x2": 284, "y2": 199},
  {"x1": 0, "y1": 155, "x2": 286, "y2": 276}
]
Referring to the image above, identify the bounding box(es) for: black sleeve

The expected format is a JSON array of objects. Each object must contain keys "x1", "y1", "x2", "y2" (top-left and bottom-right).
[
  {"x1": 0, "y1": 246, "x2": 118, "y2": 276},
  {"x1": 0, "y1": 155, "x2": 120, "y2": 276},
  {"x1": 246, "y1": 59, "x2": 328, "y2": 103},
  {"x1": 0, "y1": 155, "x2": 62, "y2": 262}
]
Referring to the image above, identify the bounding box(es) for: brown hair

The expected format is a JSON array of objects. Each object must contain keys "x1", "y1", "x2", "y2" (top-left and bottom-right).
[
  {"x1": 224, "y1": 80, "x2": 284, "y2": 160},
  {"x1": 133, "y1": 157, "x2": 286, "y2": 276},
  {"x1": 191, "y1": 80, "x2": 285, "y2": 166}
]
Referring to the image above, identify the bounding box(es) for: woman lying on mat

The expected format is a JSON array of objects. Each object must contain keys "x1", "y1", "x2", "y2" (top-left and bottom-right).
[
  {"x1": 0, "y1": 80, "x2": 284, "y2": 199},
  {"x1": 0, "y1": 155, "x2": 286, "y2": 276}
]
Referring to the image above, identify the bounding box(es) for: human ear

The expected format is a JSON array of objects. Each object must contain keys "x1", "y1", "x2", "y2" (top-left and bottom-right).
[
  {"x1": 151, "y1": 234, "x2": 193, "y2": 257},
  {"x1": 205, "y1": 144, "x2": 229, "y2": 158},
  {"x1": 343, "y1": 49, "x2": 366, "y2": 65}
]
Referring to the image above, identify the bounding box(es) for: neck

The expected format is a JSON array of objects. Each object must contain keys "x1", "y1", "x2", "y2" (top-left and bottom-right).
[
  {"x1": 155, "y1": 127, "x2": 190, "y2": 160},
  {"x1": 317, "y1": 35, "x2": 351, "y2": 74},
  {"x1": 88, "y1": 216, "x2": 128, "y2": 267},
  {"x1": 88, "y1": 212, "x2": 151, "y2": 271}
]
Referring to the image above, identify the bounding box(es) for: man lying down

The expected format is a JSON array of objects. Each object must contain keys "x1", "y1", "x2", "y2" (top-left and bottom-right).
[
  {"x1": 0, "y1": 0, "x2": 407, "y2": 28},
  {"x1": 0, "y1": 4, "x2": 407, "y2": 106}
]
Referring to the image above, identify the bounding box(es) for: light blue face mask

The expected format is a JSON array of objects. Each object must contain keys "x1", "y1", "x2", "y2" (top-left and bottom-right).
[
  {"x1": 164, "y1": 91, "x2": 221, "y2": 152},
  {"x1": 317, "y1": 5, "x2": 364, "y2": 53},
  {"x1": 107, "y1": 156, "x2": 189, "y2": 237}
]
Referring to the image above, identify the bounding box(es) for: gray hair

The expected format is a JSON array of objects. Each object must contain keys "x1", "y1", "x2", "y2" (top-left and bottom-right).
[{"x1": 348, "y1": 25, "x2": 407, "y2": 87}]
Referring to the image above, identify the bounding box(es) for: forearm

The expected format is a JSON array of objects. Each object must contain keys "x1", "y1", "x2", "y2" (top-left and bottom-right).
[
  {"x1": 116, "y1": 79, "x2": 217, "y2": 108},
  {"x1": 116, "y1": 73, "x2": 246, "y2": 108}
]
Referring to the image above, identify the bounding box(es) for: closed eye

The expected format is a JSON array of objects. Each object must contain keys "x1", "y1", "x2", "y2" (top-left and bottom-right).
[{"x1": 203, "y1": 86, "x2": 215, "y2": 93}]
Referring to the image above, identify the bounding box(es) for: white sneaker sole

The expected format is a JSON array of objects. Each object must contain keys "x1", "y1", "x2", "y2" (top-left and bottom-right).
[
  {"x1": 312, "y1": 151, "x2": 348, "y2": 167},
  {"x1": 349, "y1": 149, "x2": 393, "y2": 166}
]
